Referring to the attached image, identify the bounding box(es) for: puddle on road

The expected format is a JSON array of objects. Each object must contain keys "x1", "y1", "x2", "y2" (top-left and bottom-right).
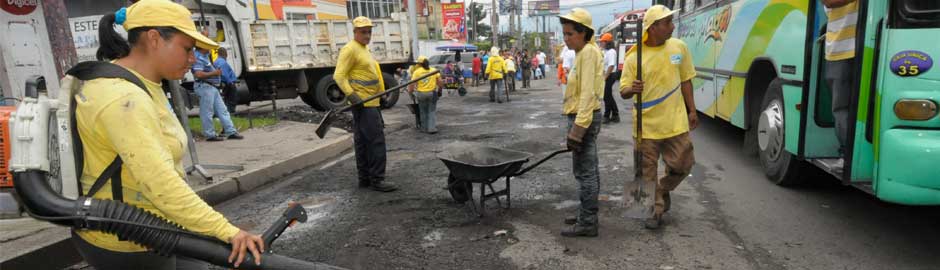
[
  {"x1": 444, "y1": 120, "x2": 489, "y2": 127},
  {"x1": 521, "y1": 123, "x2": 559, "y2": 129},
  {"x1": 552, "y1": 200, "x2": 580, "y2": 209},
  {"x1": 421, "y1": 229, "x2": 444, "y2": 248},
  {"x1": 469, "y1": 109, "x2": 491, "y2": 117},
  {"x1": 528, "y1": 111, "x2": 548, "y2": 119},
  {"x1": 297, "y1": 195, "x2": 337, "y2": 209}
]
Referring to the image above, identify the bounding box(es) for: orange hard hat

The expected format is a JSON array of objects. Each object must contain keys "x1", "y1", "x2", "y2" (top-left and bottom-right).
[{"x1": 600, "y1": 33, "x2": 613, "y2": 42}]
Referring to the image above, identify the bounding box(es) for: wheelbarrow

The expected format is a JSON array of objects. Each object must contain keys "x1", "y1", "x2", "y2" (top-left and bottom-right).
[{"x1": 437, "y1": 146, "x2": 571, "y2": 216}]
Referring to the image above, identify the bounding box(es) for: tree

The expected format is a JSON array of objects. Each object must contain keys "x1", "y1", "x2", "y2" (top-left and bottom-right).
[{"x1": 468, "y1": 3, "x2": 491, "y2": 42}]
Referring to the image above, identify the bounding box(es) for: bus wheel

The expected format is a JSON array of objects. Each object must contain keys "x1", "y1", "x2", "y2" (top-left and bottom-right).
[{"x1": 757, "y1": 79, "x2": 805, "y2": 185}]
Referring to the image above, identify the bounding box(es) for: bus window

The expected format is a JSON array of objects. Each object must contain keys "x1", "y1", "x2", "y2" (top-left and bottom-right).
[{"x1": 891, "y1": 0, "x2": 940, "y2": 28}]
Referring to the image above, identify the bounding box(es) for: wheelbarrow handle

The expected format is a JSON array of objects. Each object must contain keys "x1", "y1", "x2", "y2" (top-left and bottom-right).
[{"x1": 512, "y1": 149, "x2": 572, "y2": 176}]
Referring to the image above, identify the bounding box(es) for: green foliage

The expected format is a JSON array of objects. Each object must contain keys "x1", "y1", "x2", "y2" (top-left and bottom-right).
[{"x1": 188, "y1": 116, "x2": 277, "y2": 138}]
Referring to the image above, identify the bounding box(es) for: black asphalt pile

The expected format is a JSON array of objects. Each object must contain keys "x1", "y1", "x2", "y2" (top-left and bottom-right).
[{"x1": 277, "y1": 105, "x2": 355, "y2": 131}]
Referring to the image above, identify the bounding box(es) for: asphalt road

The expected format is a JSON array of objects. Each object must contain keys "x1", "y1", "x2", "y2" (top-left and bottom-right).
[{"x1": 211, "y1": 76, "x2": 939, "y2": 270}]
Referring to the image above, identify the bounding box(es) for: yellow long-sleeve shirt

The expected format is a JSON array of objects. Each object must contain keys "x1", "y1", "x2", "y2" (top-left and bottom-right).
[
  {"x1": 74, "y1": 68, "x2": 240, "y2": 252},
  {"x1": 485, "y1": 55, "x2": 505, "y2": 80},
  {"x1": 334, "y1": 41, "x2": 385, "y2": 107},
  {"x1": 563, "y1": 42, "x2": 604, "y2": 128}
]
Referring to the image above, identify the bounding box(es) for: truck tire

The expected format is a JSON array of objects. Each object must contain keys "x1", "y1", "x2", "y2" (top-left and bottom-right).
[
  {"x1": 380, "y1": 72, "x2": 400, "y2": 109},
  {"x1": 757, "y1": 79, "x2": 805, "y2": 186},
  {"x1": 314, "y1": 75, "x2": 346, "y2": 110},
  {"x1": 300, "y1": 90, "x2": 325, "y2": 111}
]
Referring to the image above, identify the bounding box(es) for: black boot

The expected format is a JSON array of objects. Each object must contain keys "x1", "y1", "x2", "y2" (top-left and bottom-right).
[
  {"x1": 610, "y1": 112, "x2": 620, "y2": 123},
  {"x1": 358, "y1": 179, "x2": 371, "y2": 188},
  {"x1": 560, "y1": 224, "x2": 598, "y2": 237},
  {"x1": 369, "y1": 180, "x2": 398, "y2": 192}
]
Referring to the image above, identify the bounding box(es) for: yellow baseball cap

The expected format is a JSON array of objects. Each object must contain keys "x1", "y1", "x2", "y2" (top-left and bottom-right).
[
  {"x1": 643, "y1": 5, "x2": 678, "y2": 34},
  {"x1": 353, "y1": 16, "x2": 373, "y2": 28},
  {"x1": 123, "y1": 0, "x2": 218, "y2": 50},
  {"x1": 416, "y1": 55, "x2": 428, "y2": 63},
  {"x1": 559, "y1": 8, "x2": 594, "y2": 32}
]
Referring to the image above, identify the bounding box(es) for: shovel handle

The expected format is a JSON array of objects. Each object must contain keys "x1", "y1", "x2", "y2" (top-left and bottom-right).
[
  {"x1": 513, "y1": 149, "x2": 572, "y2": 176},
  {"x1": 634, "y1": 20, "x2": 644, "y2": 180},
  {"x1": 339, "y1": 70, "x2": 441, "y2": 112}
]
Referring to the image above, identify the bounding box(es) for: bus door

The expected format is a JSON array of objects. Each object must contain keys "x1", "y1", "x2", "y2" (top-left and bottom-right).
[{"x1": 802, "y1": 0, "x2": 842, "y2": 166}]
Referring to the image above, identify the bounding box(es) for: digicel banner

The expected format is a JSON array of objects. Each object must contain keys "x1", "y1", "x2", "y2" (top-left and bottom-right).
[
  {"x1": 441, "y1": 3, "x2": 465, "y2": 42},
  {"x1": 1, "y1": 0, "x2": 39, "y2": 15}
]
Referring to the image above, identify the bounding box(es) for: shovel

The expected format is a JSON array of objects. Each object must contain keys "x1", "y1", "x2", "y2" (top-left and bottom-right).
[
  {"x1": 316, "y1": 70, "x2": 440, "y2": 138},
  {"x1": 622, "y1": 21, "x2": 656, "y2": 220}
]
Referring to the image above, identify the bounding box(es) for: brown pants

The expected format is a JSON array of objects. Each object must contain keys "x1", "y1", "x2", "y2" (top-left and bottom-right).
[{"x1": 636, "y1": 132, "x2": 695, "y2": 215}]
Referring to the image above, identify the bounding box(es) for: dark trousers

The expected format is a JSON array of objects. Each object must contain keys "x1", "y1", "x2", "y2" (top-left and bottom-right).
[
  {"x1": 506, "y1": 72, "x2": 516, "y2": 92},
  {"x1": 521, "y1": 68, "x2": 531, "y2": 88},
  {"x1": 221, "y1": 82, "x2": 238, "y2": 114},
  {"x1": 71, "y1": 231, "x2": 207, "y2": 270},
  {"x1": 352, "y1": 106, "x2": 387, "y2": 183},
  {"x1": 826, "y1": 59, "x2": 854, "y2": 153},
  {"x1": 602, "y1": 73, "x2": 619, "y2": 118}
]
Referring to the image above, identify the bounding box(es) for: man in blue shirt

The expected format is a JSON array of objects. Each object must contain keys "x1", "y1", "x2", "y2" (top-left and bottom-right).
[
  {"x1": 193, "y1": 46, "x2": 243, "y2": 141},
  {"x1": 214, "y1": 48, "x2": 238, "y2": 114}
]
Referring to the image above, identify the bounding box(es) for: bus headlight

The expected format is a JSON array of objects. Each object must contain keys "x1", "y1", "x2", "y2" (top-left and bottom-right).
[{"x1": 894, "y1": 99, "x2": 938, "y2": 120}]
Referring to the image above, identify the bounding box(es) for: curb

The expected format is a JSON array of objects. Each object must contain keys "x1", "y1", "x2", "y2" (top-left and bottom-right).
[
  {"x1": 1, "y1": 133, "x2": 354, "y2": 269},
  {"x1": 198, "y1": 133, "x2": 353, "y2": 204}
]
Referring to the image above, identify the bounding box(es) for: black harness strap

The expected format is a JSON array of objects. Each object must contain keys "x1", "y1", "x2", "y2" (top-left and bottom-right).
[{"x1": 66, "y1": 61, "x2": 152, "y2": 202}]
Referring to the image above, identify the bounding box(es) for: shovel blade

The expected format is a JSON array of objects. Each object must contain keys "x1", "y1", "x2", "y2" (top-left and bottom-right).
[
  {"x1": 621, "y1": 179, "x2": 656, "y2": 220},
  {"x1": 315, "y1": 110, "x2": 337, "y2": 139}
]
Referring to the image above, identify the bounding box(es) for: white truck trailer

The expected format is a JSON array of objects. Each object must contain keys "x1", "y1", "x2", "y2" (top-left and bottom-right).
[{"x1": 66, "y1": 0, "x2": 413, "y2": 110}]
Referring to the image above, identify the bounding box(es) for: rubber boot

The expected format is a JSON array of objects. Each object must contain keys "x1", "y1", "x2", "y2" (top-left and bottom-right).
[
  {"x1": 370, "y1": 180, "x2": 398, "y2": 192},
  {"x1": 564, "y1": 216, "x2": 577, "y2": 225},
  {"x1": 560, "y1": 224, "x2": 598, "y2": 237},
  {"x1": 644, "y1": 214, "x2": 663, "y2": 230}
]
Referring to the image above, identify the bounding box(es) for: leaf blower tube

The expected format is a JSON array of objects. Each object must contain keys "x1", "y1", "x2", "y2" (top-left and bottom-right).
[{"x1": 14, "y1": 170, "x2": 343, "y2": 270}]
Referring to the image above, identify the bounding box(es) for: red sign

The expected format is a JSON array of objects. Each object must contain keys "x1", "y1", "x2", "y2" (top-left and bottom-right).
[
  {"x1": 441, "y1": 3, "x2": 465, "y2": 42},
  {"x1": 1, "y1": 0, "x2": 39, "y2": 15}
]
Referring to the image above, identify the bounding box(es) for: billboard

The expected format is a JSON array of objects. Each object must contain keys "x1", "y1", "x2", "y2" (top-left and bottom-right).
[
  {"x1": 528, "y1": 0, "x2": 560, "y2": 16},
  {"x1": 441, "y1": 3, "x2": 466, "y2": 42}
]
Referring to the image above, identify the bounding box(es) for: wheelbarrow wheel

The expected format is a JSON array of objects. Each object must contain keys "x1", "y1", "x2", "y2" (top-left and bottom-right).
[{"x1": 447, "y1": 175, "x2": 473, "y2": 203}]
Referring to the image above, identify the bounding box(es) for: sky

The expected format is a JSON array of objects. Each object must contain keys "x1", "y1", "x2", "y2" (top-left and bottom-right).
[{"x1": 465, "y1": 0, "x2": 651, "y2": 35}]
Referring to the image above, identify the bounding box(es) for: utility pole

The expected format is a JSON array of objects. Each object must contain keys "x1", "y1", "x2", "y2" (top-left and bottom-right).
[
  {"x1": 41, "y1": 0, "x2": 77, "y2": 78},
  {"x1": 408, "y1": 0, "x2": 419, "y2": 59},
  {"x1": 491, "y1": 0, "x2": 498, "y2": 48},
  {"x1": 468, "y1": 3, "x2": 474, "y2": 42}
]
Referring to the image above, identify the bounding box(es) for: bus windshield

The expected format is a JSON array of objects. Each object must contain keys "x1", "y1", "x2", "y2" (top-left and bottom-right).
[{"x1": 892, "y1": 0, "x2": 940, "y2": 28}]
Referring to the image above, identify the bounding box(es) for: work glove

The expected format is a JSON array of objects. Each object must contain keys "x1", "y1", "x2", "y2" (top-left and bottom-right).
[
  {"x1": 346, "y1": 93, "x2": 364, "y2": 105},
  {"x1": 566, "y1": 124, "x2": 587, "y2": 153}
]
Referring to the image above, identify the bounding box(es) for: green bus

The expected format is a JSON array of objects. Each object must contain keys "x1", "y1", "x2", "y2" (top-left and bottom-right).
[{"x1": 648, "y1": 0, "x2": 940, "y2": 205}]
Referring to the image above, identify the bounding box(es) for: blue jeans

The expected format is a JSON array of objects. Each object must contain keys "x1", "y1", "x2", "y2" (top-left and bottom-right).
[
  {"x1": 195, "y1": 82, "x2": 237, "y2": 138},
  {"x1": 415, "y1": 91, "x2": 438, "y2": 132},
  {"x1": 567, "y1": 112, "x2": 602, "y2": 226},
  {"x1": 489, "y1": 79, "x2": 505, "y2": 102}
]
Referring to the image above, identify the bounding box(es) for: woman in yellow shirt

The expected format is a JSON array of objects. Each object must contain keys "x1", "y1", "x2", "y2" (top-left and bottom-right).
[
  {"x1": 71, "y1": 1, "x2": 263, "y2": 269},
  {"x1": 409, "y1": 56, "x2": 443, "y2": 133}
]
